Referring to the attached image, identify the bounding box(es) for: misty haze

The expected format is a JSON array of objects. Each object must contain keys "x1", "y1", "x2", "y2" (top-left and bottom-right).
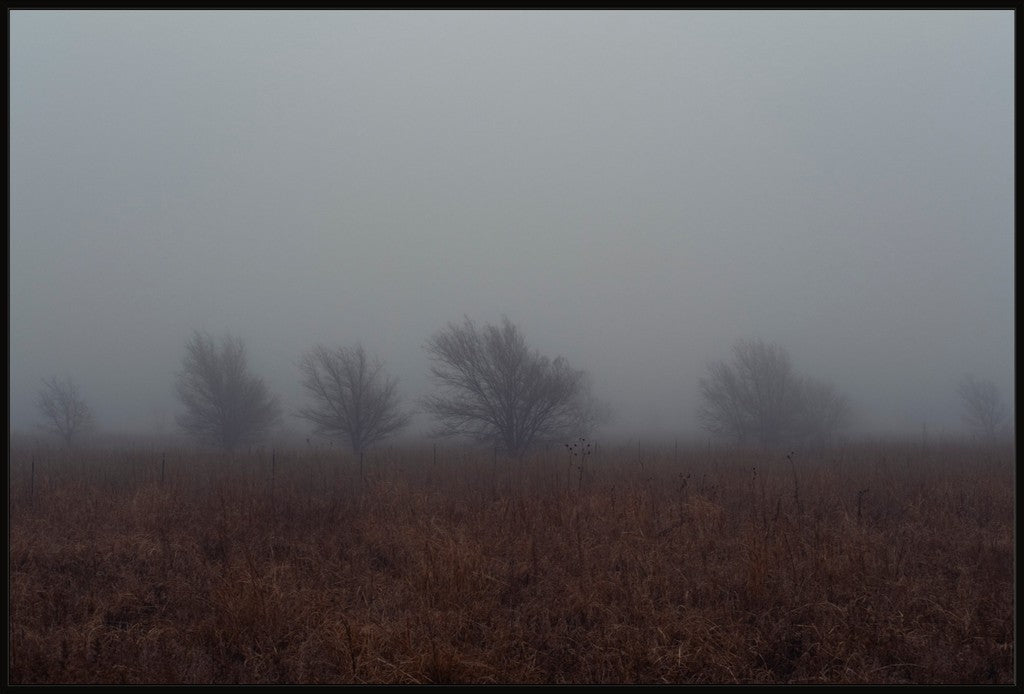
[
  {"x1": 10, "y1": 10, "x2": 1013, "y2": 446},
  {"x1": 8, "y1": 10, "x2": 1014, "y2": 686}
]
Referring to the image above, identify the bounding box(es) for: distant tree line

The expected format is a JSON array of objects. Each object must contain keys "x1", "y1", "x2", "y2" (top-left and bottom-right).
[
  {"x1": 170, "y1": 317, "x2": 609, "y2": 457},
  {"x1": 35, "y1": 320, "x2": 1009, "y2": 453}
]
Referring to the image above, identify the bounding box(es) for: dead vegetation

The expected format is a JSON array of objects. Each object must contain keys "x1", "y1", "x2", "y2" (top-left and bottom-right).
[{"x1": 8, "y1": 440, "x2": 1014, "y2": 684}]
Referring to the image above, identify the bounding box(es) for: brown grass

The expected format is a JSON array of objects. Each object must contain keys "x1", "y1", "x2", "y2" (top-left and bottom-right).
[{"x1": 8, "y1": 440, "x2": 1015, "y2": 684}]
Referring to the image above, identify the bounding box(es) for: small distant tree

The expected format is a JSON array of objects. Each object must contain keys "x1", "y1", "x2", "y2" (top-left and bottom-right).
[
  {"x1": 37, "y1": 376, "x2": 93, "y2": 448},
  {"x1": 422, "y1": 316, "x2": 607, "y2": 458},
  {"x1": 698, "y1": 338, "x2": 851, "y2": 448},
  {"x1": 296, "y1": 343, "x2": 411, "y2": 454},
  {"x1": 797, "y1": 377, "x2": 851, "y2": 445},
  {"x1": 175, "y1": 331, "x2": 281, "y2": 451},
  {"x1": 957, "y1": 375, "x2": 1006, "y2": 439},
  {"x1": 698, "y1": 338, "x2": 805, "y2": 448}
]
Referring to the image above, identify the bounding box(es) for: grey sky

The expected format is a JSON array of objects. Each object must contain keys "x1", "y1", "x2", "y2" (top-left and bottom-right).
[{"x1": 9, "y1": 10, "x2": 1014, "y2": 442}]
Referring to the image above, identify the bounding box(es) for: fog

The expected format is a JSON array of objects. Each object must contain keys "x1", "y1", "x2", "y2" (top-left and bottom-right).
[{"x1": 9, "y1": 10, "x2": 1014, "y2": 444}]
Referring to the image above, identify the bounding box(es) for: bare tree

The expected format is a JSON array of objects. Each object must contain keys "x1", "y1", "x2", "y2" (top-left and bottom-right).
[
  {"x1": 698, "y1": 338, "x2": 821, "y2": 447},
  {"x1": 422, "y1": 316, "x2": 607, "y2": 457},
  {"x1": 697, "y1": 359, "x2": 750, "y2": 442},
  {"x1": 37, "y1": 376, "x2": 94, "y2": 448},
  {"x1": 296, "y1": 343, "x2": 411, "y2": 454},
  {"x1": 957, "y1": 375, "x2": 1006, "y2": 439},
  {"x1": 175, "y1": 331, "x2": 281, "y2": 451},
  {"x1": 797, "y1": 376, "x2": 851, "y2": 445}
]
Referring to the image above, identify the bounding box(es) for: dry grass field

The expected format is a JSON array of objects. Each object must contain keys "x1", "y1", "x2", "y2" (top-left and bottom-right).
[{"x1": 7, "y1": 439, "x2": 1015, "y2": 684}]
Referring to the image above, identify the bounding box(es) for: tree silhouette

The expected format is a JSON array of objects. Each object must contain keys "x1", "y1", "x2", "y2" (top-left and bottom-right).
[
  {"x1": 699, "y1": 338, "x2": 850, "y2": 447},
  {"x1": 37, "y1": 376, "x2": 93, "y2": 448},
  {"x1": 422, "y1": 316, "x2": 607, "y2": 457},
  {"x1": 297, "y1": 343, "x2": 410, "y2": 454},
  {"x1": 957, "y1": 375, "x2": 1006, "y2": 439},
  {"x1": 175, "y1": 331, "x2": 281, "y2": 451}
]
